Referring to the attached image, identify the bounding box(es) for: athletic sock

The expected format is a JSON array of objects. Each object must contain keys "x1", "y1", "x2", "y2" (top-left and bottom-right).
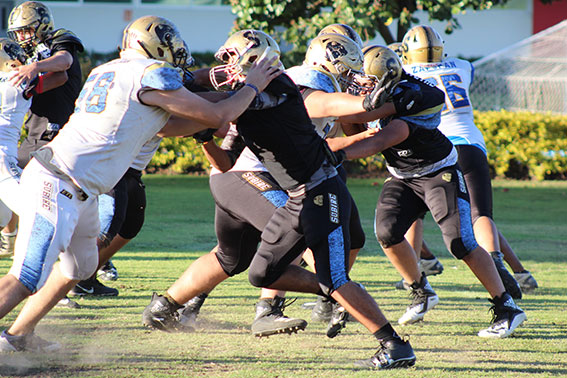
[{"x1": 373, "y1": 323, "x2": 401, "y2": 342}]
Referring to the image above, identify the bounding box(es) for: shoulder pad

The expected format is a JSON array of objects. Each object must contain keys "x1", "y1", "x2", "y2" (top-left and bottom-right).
[
  {"x1": 46, "y1": 29, "x2": 84, "y2": 52},
  {"x1": 286, "y1": 65, "x2": 340, "y2": 93},
  {"x1": 141, "y1": 62, "x2": 184, "y2": 91}
]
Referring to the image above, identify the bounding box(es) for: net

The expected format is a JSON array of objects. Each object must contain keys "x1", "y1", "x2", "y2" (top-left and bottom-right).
[{"x1": 470, "y1": 20, "x2": 567, "y2": 114}]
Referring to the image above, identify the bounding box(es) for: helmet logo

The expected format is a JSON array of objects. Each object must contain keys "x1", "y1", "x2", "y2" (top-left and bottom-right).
[
  {"x1": 325, "y1": 41, "x2": 348, "y2": 63},
  {"x1": 242, "y1": 31, "x2": 261, "y2": 48}
]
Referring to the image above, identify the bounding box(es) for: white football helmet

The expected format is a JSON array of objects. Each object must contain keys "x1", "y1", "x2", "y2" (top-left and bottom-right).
[
  {"x1": 304, "y1": 33, "x2": 363, "y2": 92},
  {"x1": 0, "y1": 38, "x2": 27, "y2": 72},
  {"x1": 121, "y1": 15, "x2": 193, "y2": 69},
  {"x1": 210, "y1": 29, "x2": 282, "y2": 90},
  {"x1": 8, "y1": 1, "x2": 54, "y2": 54},
  {"x1": 401, "y1": 25, "x2": 445, "y2": 64}
]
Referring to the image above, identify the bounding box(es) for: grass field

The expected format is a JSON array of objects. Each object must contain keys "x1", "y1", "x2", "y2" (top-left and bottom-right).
[{"x1": 1, "y1": 175, "x2": 566, "y2": 377}]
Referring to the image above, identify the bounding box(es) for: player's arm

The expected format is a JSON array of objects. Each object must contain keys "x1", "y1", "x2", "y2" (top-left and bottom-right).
[
  {"x1": 341, "y1": 119, "x2": 410, "y2": 159},
  {"x1": 10, "y1": 50, "x2": 72, "y2": 87},
  {"x1": 303, "y1": 90, "x2": 366, "y2": 118},
  {"x1": 337, "y1": 102, "x2": 396, "y2": 124},
  {"x1": 143, "y1": 56, "x2": 282, "y2": 133},
  {"x1": 201, "y1": 140, "x2": 234, "y2": 172},
  {"x1": 23, "y1": 71, "x2": 68, "y2": 99},
  {"x1": 326, "y1": 128, "x2": 379, "y2": 151},
  {"x1": 339, "y1": 122, "x2": 367, "y2": 136}
]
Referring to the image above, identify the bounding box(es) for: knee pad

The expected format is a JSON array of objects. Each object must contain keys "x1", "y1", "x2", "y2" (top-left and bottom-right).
[
  {"x1": 375, "y1": 221, "x2": 405, "y2": 249},
  {"x1": 448, "y1": 238, "x2": 473, "y2": 260},
  {"x1": 215, "y1": 247, "x2": 252, "y2": 277}
]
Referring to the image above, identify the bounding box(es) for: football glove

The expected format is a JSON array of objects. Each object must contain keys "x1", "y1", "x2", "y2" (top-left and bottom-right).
[
  {"x1": 193, "y1": 128, "x2": 216, "y2": 143},
  {"x1": 362, "y1": 69, "x2": 398, "y2": 112}
]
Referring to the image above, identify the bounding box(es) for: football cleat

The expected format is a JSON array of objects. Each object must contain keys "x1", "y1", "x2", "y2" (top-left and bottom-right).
[
  {"x1": 419, "y1": 257, "x2": 444, "y2": 276},
  {"x1": 142, "y1": 293, "x2": 193, "y2": 333},
  {"x1": 70, "y1": 277, "x2": 118, "y2": 296},
  {"x1": 311, "y1": 295, "x2": 333, "y2": 322},
  {"x1": 326, "y1": 302, "x2": 349, "y2": 338},
  {"x1": 491, "y1": 252, "x2": 522, "y2": 300},
  {"x1": 514, "y1": 271, "x2": 539, "y2": 293},
  {"x1": 394, "y1": 278, "x2": 411, "y2": 291},
  {"x1": 55, "y1": 296, "x2": 81, "y2": 309},
  {"x1": 0, "y1": 232, "x2": 16, "y2": 258},
  {"x1": 478, "y1": 293, "x2": 526, "y2": 338},
  {"x1": 251, "y1": 296, "x2": 307, "y2": 337},
  {"x1": 97, "y1": 260, "x2": 118, "y2": 281},
  {"x1": 178, "y1": 293, "x2": 208, "y2": 327},
  {"x1": 398, "y1": 274, "x2": 439, "y2": 325},
  {"x1": 354, "y1": 338, "x2": 416, "y2": 369},
  {"x1": 0, "y1": 330, "x2": 61, "y2": 352}
]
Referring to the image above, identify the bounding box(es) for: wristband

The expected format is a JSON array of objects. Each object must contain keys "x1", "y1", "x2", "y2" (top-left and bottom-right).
[
  {"x1": 36, "y1": 75, "x2": 44, "y2": 94},
  {"x1": 244, "y1": 83, "x2": 259, "y2": 96}
]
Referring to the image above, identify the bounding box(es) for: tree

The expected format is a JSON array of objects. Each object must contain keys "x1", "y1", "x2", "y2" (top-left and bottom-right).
[{"x1": 228, "y1": 0, "x2": 549, "y2": 67}]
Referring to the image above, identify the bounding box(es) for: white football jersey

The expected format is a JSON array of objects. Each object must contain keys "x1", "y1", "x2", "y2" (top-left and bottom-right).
[
  {"x1": 131, "y1": 135, "x2": 162, "y2": 171},
  {"x1": 0, "y1": 71, "x2": 31, "y2": 157},
  {"x1": 404, "y1": 57, "x2": 486, "y2": 153},
  {"x1": 47, "y1": 51, "x2": 183, "y2": 196}
]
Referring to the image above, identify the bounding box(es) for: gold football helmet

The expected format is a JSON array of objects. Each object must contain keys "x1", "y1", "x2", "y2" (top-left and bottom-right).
[
  {"x1": 210, "y1": 29, "x2": 282, "y2": 90},
  {"x1": 0, "y1": 38, "x2": 27, "y2": 72},
  {"x1": 304, "y1": 33, "x2": 363, "y2": 92},
  {"x1": 318, "y1": 23, "x2": 363, "y2": 49},
  {"x1": 402, "y1": 25, "x2": 444, "y2": 64},
  {"x1": 8, "y1": 1, "x2": 54, "y2": 54},
  {"x1": 121, "y1": 16, "x2": 193, "y2": 69},
  {"x1": 359, "y1": 45, "x2": 403, "y2": 92},
  {"x1": 387, "y1": 42, "x2": 403, "y2": 59}
]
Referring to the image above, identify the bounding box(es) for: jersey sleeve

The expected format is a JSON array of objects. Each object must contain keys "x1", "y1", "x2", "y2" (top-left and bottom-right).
[
  {"x1": 47, "y1": 29, "x2": 84, "y2": 54},
  {"x1": 141, "y1": 63, "x2": 184, "y2": 91}
]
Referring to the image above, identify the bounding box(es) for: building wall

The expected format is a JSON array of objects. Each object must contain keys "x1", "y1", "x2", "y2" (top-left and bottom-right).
[{"x1": 9, "y1": 0, "x2": 555, "y2": 58}]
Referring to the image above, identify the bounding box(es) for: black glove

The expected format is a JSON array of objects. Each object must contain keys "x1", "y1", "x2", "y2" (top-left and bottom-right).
[
  {"x1": 193, "y1": 128, "x2": 216, "y2": 143},
  {"x1": 362, "y1": 70, "x2": 398, "y2": 111}
]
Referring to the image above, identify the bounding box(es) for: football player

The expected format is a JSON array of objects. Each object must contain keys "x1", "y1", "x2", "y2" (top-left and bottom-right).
[
  {"x1": 0, "y1": 1, "x2": 84, "y2": 258},
  {"x1": 0, "y1": 15, "x2": 279, "y2": 352},
  {"x1": 143, "y1": 29, "x2": 416, "y2": 369},
  {"x1": 0, "y1": 38, "x2": 66, "y2": 255},
  {"x1": 333, "y1": 44, "x2": 527, "y2": 339},
  {"x1": 400, "y1": 24, "x2": 537, "y2": 296}
]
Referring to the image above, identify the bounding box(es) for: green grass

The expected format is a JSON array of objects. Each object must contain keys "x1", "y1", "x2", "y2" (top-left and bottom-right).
[{"x1": 1, "y1": 176, "x2": 566, "y2": 377}]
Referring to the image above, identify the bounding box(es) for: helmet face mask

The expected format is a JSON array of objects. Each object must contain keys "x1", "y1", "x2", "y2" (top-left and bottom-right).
[
  {"x1": 121, "y1": 16, "x2": 193, "y2": 70},
  {"x1": 355, "y1": 45, "x2": 403, "y2": 95},
  {"x1": 402, "y1": 25, "x2": 445, "y2": 64},
  {"x1": 8, "y1": 1, "x2": 54, "y2": 54},
  {"x1": 304, "y1": 33, "x2": 363, "y2": 92},
  {"x1": 210, "y1": 30, "x2": 282, "y2": 91},
  {"x1": 0, "y1": 38, "x2": 27, "y2": 72}
]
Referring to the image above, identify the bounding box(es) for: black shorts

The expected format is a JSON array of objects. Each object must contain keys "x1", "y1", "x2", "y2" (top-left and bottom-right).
[
  {"x1": 375, "y1": 165, "x2": 479, "y2": 259},
  {"x1": 249, "y1": 175, "x2": 352, "y2": 295},
  {"x1": 456, "y1": 145, "x2": 493, "y2": 222},
  {"x1": 210, "y1": 170, "x2": 289, "y2": 276},
  {"x1": 98, "y1": 168, "x2": 146, "y2": 246}
]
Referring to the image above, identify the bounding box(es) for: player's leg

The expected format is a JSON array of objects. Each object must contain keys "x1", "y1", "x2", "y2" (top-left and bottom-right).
[
  {"x1": 0, "y1": 154, "x2": 23, "y2": 258},
  {"x1": 375, "y1": 178, "x2": 439, "y2": 325},
  {"x1": 424, "y1": 165, "x2": 526, "y2": 338},
  {"x1": 457, "y1": 145, "x2": 522, "y2": 298}
]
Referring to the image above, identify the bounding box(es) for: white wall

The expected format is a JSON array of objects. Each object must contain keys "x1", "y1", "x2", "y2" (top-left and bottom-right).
[{"x1": 44, "y1": 2, "x2": 532, "y2": 58}]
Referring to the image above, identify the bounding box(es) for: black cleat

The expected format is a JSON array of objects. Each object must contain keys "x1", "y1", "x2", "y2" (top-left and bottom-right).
[
  {"x1": 326, "y1": 302, "x2": 349, "y2": 338},
  {"x1": 354, "y1": 338, "x2": 416, "y2": 369},
  {"x1": 70, "y1": 277, "x2": 119, "y2": 296},
  {"x1": 311, "y1": 295, "x2": 333, "y2": 322},
  {"x1": 491, "y1": 252, "x2": 522, "y2": 300},
  {"x1": 178, "y1": 293, "x2": 208, "y2": 327},
  {"x1": 478, "y1": 293, "x2": 527, "y2": 338},
  {"x1": 142, "y1": 292, "x2": 193, "y2": 333},
  {"x1": 251, "y1": 296, "x2": 307, "y2": 337}
]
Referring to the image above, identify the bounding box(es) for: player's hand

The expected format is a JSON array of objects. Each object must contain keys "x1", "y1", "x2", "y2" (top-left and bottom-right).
[
  {"x1": 10, "y1": 62, "x2": 39, "y2": 88},
  {"x1": 362, "y1": 69, "x2": 398, "y2": 111},
  {"x1": 244, "y1": 56, "x2": 282, "y2": 93}
]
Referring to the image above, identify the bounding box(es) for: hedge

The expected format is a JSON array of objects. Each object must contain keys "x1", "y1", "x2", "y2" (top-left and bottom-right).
[
  {"x1": 77, "y1": 52, "x2": 567, "y2": 181},
  {"x1": 146, "y1": 111, "x2": 567, "y2": 180}
]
